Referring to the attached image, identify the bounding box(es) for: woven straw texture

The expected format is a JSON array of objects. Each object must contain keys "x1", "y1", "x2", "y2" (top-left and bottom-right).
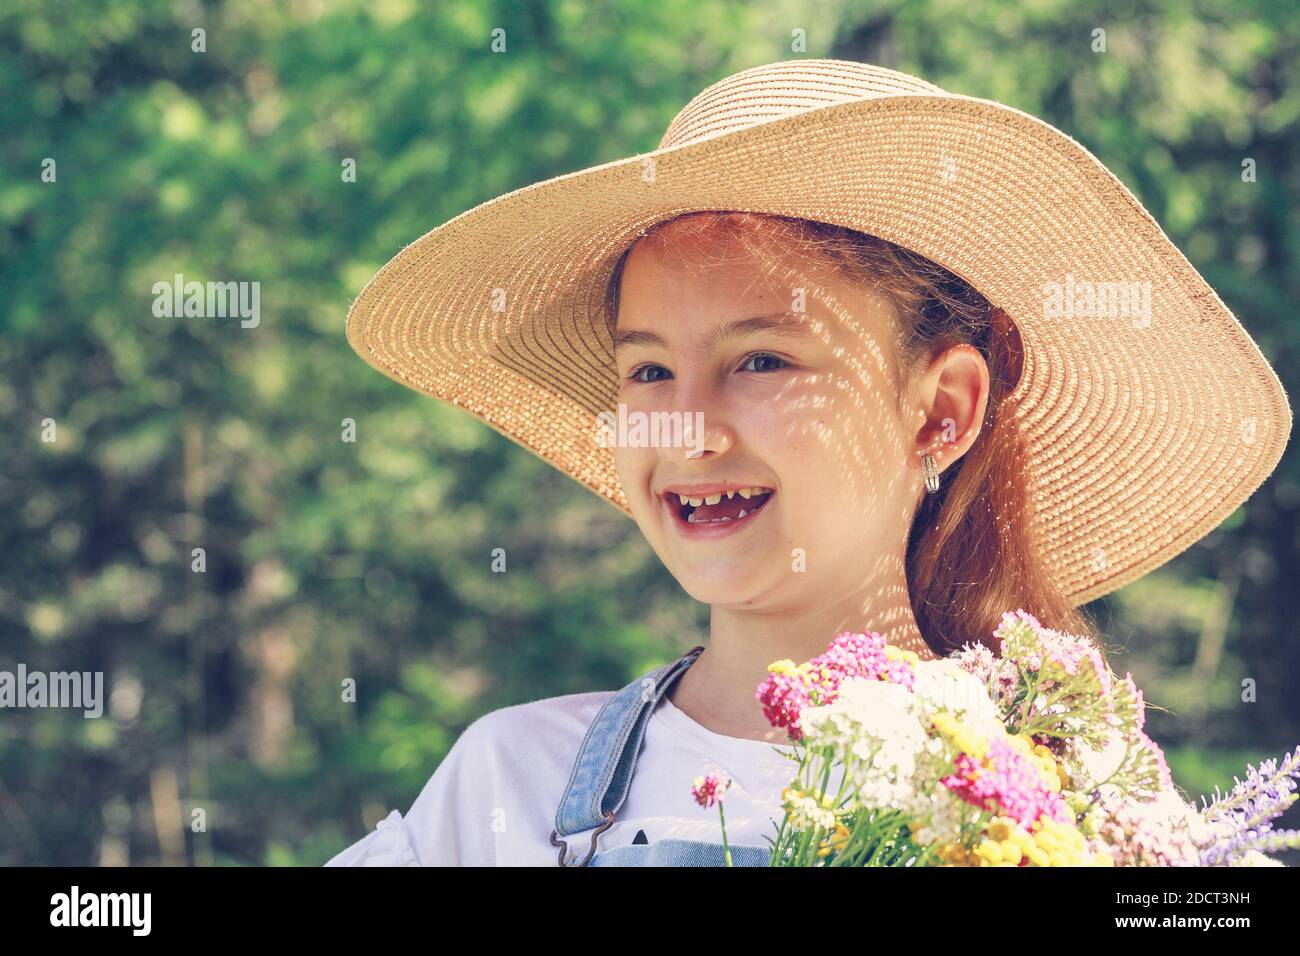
[{"x1": 345, "y1": 59, "x2": 1292, "y2": 607}]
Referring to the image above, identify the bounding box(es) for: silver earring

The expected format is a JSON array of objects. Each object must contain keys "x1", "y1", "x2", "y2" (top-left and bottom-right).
[{"x1": 922, "y1": 453, "x2": 940, "y2": 494}]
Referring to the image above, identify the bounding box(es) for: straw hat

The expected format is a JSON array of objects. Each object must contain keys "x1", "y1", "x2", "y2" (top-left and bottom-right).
[{"x1": 345, "y1": 58, "x2": 1291, "y2": 606}]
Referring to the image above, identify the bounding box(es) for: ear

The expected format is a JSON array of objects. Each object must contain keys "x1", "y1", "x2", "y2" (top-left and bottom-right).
[{"x1": 907, "y1": 343, "x2": 991, "y2": 481}]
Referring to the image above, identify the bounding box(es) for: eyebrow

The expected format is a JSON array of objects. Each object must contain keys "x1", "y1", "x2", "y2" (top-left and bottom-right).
[{"x1": 611, "y1": 313, "x2": 818, "y2": 354}]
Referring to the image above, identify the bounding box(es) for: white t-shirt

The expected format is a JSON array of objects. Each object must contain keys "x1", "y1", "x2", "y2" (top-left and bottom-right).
[{"x1": 325, "y1": 689, "x2": 799, "y2": 866}]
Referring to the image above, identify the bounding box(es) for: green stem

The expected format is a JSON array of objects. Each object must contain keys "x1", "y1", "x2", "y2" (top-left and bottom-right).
[{"x1": 718, "y1": 803, "x2": 732, "y2": 867}]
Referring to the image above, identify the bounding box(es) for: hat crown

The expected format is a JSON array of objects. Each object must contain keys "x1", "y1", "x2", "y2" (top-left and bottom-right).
[{"x1": 658, "y1": 59, "x2": 945, "y2": 150}]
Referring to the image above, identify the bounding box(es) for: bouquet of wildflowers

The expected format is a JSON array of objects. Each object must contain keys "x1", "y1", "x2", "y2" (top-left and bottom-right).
[{"x1": 692, "y1": 610, "x2": 1300, "y2": 867}]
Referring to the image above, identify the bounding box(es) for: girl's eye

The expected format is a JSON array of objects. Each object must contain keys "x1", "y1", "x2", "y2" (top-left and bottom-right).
[
  {"x1": 626, "y1": 363, "x2": 670, "y2": 384},
  {"x1": 625, "y1": 352, "x2": 790, "y2": 383},
  {"x1": 739, "y1": 352, "x2": 789, "y2": 374}
]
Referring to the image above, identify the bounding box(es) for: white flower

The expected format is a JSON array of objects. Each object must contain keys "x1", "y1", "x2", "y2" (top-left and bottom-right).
[
  {"x1": 1145, "y1": 785, "x2": 1199, "y2": 827},
  {"x1": 831, "y1": 676, "x2": 916, "y2": 716},
  {"x1": 784, "y1": 791, "x2": 838, "y2": 831},
  {"x1": 798, "y1": 677, "x2": 929, "y2": 811},
  {"x1": 909, "y1": 788, "x2": 964, "y2": 846},
  {"x1": 911, "y1": 659, "x2": 1003, "y2": 737},
  {"x1": 1073, "y1": 731, "x2": 1127, "y2": 787}
]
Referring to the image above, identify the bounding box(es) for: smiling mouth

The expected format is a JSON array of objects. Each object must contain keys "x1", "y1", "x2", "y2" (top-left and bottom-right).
[{"x1": 670, "y1": 489, "x2": 774, "y2": 526}]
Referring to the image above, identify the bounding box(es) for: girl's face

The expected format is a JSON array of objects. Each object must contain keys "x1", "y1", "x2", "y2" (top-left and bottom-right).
[{"x1": 610, "y1": 223, "x2": 942, "y2": 610}]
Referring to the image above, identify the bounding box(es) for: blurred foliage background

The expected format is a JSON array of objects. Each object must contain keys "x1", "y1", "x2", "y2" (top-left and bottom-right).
[{"x1": 1, "y1": 0, "x2": 1297, "y2": 865}]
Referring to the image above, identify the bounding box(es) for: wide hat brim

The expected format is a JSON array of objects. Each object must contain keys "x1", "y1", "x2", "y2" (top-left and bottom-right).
[{"x1": 345, "y1": 60, "x2": 1292, "y2": 607}]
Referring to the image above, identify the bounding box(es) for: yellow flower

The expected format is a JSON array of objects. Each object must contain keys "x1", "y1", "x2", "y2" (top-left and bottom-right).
[
  {"x1": 1012, "y1": 828, "x2": 1037, "y2": 856},
  {"x1": 816, "y1": 822, "x2": 852, "y2": 858},
  {"x1": 935, "y1": 842, "x2": 979, "y2": 866},
  {"x1": 975, "y1": 840, "x2": 1003, "y2": 865},
  {"x1": 931, "y1": 712, "x2": 956, "y2": 732},
  {"x1": 1010, "y1": 816, "x2": 1106, "y2": 866},
  {"x1": 882, "y1": 645, "x2": 921, "y2": 666},
  {"x1": 767, "y1": 659, "x2": 797, "y2": 674},
  {"x1": 1045, "y1": 754, "x2": 1071, "y2": 790},
  {"x1": 931, "y1": 713, "x2": 991, "y2": 759}
]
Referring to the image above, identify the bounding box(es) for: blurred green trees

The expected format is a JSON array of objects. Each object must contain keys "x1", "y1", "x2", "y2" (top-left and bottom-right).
[{"x1": 1, "y1": 0, "x2": 1296, "y2": 864}]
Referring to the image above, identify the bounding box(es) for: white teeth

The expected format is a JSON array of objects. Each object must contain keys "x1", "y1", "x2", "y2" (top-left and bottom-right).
[
  {"x1": 688, "y1": 511, "x2": 736, "y2": 524},
  {"x1": 673, "y1": 487, "x2": 773, "y2": 516},
  {"x1": 684, "y1": 503, "x2": 764, "y2": 524}
]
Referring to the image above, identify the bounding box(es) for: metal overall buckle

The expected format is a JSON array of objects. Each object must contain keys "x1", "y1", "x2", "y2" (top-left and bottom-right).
[{"x1": 549, "y1": 810, "x2": 615, "y2": 866}]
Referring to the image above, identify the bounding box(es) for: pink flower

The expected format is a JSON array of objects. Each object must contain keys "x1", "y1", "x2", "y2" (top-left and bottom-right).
[
  {"x1": 997, "y1": 609, "x2": 1046, "y2": 671},
  {"x1": 756, "y1": 669, "x2": 811, "y2": 739},
  {"x1": 1040, "y1": 631, "x2": 1111, "y2": 698},
  {"x1": 755, "y1": 631, "x2": 918, "y2": 741},
  {"x1": 952, "y1": 641, "x2": 996, "y2": 681},
  {"x1": 1135, "y1": 729, "x2": 1174, "y2": 795},
  {"x1": 941, "y1": 736, "x2": 1073, "y2": 828},
  {"x1": 691, "y1": 773, "x2": 730, "y2": 808},
  {"x1": 1090, "y1": 786, "x2": 1200, "y2": 866},
  {"x1": 1126, "y1": 675, "x2": 1146, "y2": 732}
]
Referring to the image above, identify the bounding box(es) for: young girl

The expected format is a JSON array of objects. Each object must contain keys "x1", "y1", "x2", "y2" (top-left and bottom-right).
[{"x1": 326, "y1": 60, "x2": 1290, "y2": 867}]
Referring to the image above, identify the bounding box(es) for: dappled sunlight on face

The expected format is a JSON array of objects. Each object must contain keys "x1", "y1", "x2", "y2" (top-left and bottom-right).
[{"x1": 609, "y1": 220, "x2": 926, "y2": 632}]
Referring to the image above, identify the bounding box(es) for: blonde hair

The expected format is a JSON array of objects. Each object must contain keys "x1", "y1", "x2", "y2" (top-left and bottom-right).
[{"x1": 603, "y1": 211, "x2": 1106, "y2": 659}]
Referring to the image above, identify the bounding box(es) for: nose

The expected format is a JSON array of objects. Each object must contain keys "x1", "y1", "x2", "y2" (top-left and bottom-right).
[{"x1": 656, "y1": 369, "x2": 734, "y2": 462}]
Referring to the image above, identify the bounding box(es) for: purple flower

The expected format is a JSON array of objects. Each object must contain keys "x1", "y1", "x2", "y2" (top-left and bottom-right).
[{"x1": 1196, "y1": 745, "x2": 1300, "y2": 866}]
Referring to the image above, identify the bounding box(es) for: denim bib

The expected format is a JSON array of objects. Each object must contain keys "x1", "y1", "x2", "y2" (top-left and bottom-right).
[{"x1": 548, "y1": 645, "x2": 774, "y2": 867}]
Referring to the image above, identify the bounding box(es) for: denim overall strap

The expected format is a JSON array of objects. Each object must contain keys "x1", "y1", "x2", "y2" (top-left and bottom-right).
[{"x1": 552, "y1": 645, "x2": 705, "y2": 846}]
